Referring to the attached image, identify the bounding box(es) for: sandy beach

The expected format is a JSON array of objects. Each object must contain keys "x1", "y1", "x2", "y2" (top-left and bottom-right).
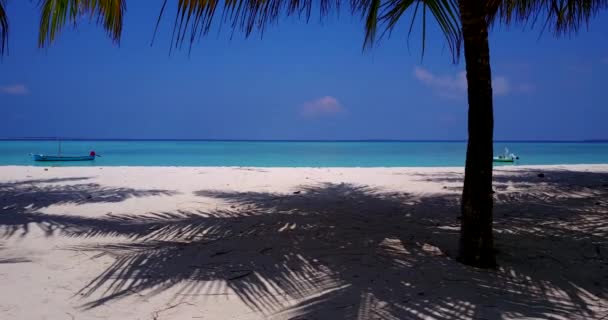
[{"x1": 1, "y1": 165, "x2": 607, "y2": 319}]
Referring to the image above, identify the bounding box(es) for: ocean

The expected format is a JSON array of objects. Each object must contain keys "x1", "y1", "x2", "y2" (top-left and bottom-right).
[{"x1": 0, "y1": 140, "x2": 607, "y2": 167}]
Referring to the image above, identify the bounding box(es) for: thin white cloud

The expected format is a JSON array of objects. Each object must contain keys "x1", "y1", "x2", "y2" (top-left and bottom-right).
[
  {"x1": 413, "y1": 67, "x2": 467, "y2": 99},
  {"x1": 300, "y1": 96, "x2": 344, "y2": 118},
  {"x1": 492, "y1": 76, "x2": 510, "y2": 96},
  {"x1": 0, "y1": 84, "x2": 28, "y2": 95},
  {"x1": 413, "y1": 67, "x2": 531, "y2": 99}
]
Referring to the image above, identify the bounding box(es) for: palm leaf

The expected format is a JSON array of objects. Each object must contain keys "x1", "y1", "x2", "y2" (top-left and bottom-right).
[
  {"x1": 350, "y1": 0, "x2": 460, "y2": 60},
  {"x1": 490, "y1": 0, "x2": 608, "y2": 35},
  {"x1": 155, "y1": 0, "x2": 461, "y2": 60},
  {"x1": 34, "y1": 0, "x2": 462, "y2": 60},
  {"x1": 0, "y1": 0, "x2": 8, "y2": 56},
  {"x1": 38, "y1": 0, "x2": 125, "y2": 47},
  {"x1": 155, "y1": 0, "x2": 341, "y2": 52}
]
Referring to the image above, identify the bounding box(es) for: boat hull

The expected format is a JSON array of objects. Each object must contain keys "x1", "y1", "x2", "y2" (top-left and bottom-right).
[
  {"x1": 493, "y1": 157, "x2": 514, "y2": 163},
  {"x1": 33, "y1": 155, "x2": 95, "y2": 162}
]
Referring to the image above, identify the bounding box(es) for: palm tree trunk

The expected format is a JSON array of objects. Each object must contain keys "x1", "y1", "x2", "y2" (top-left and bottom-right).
[{"x1": 457, "y1": 0, "x2": 496, "y2": 268}]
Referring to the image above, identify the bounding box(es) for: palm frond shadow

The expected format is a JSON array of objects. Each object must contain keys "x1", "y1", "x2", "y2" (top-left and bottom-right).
[
  {"x1": 44, "y1": 175, "x2": 607, "y2": 319},
  {"x1": 0, "y1": 177, "x2": 178, "y2": 238},
  {"x1": 416, "y1": 168, "x2": 608, "y2": 192},
  {"x1": 0, "y1": 244, "x2": 31, "y2": 264},
  {"x1": 0, "y1": 257, "x2": 31, "y2": 264}
]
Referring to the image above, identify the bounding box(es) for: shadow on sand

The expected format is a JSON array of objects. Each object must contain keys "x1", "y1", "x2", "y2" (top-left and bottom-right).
[
  {"x1": 0, "y1": 177, "x2": 177, "y2": 238},
  {"x1": 0, "y1": 244, "x2": 31, "y2": 264},
  {"x1": 0, "y1": 170, "x2": 607, "y2": 319}
]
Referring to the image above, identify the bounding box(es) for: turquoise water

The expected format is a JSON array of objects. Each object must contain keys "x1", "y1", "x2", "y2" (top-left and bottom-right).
[{"x1": 0, "y1": 140, "x2": 607, "y2": 167}]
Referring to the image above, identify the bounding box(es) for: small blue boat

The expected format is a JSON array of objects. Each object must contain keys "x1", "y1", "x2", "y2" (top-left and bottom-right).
[
  {"x1": 32, "y1": 140, "x2": 98, "y2": 162},
  {"x1": 33, "y1": 154, "x2": 95, "y2": 161}
]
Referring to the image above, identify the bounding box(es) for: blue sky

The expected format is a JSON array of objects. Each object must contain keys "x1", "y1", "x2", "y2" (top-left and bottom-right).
[{"x1": 0, "y1": 1, "x2": 607, "y2": 140}]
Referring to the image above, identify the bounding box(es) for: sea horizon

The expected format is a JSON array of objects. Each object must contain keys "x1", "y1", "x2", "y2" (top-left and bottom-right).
[
  {"x1": 1, "y1": 140, "x2": 607, "y2": 167},
  {"x1": 1, "y1": 138, "x2": 607, "y2": 143}
]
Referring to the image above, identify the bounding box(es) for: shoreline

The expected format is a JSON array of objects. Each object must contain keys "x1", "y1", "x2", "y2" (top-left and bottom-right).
[{"x1": 2, "y1": 163, "x2": 608, "y2": 169}]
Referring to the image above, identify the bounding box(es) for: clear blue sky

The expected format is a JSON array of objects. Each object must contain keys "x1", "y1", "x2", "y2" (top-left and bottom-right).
[{"x1": 1, "y1": 1, "x2": 607, "y2": 140}]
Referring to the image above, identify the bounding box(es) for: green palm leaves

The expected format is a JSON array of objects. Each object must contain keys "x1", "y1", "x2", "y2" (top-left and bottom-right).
[
  {"x1": 157, "y1": 0, "x2": 340, "y2": 52},
  {"x1": 357, "y1": 0, "x2": 461, "y2": 58},
  {"x1": 0, "y1": 1, "x2": 605, "y2": 57},
  {"x1": 158, "y1": 0, "x2": 461, "y2": 56},
  {"x1": 490, "y1": 0, "x2": 608, "y2": 34},
  {"x1": 38, "y1": 0, "x2": 125, "y2": 47}
]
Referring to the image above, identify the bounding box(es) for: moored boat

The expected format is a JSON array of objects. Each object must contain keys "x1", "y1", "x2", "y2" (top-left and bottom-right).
[
  {"x1": 32, "y1": 140, "x2": 98, "y2": 162},
  {"x1": 33, "y1": 154, "x2": 95, "y2": 161},
  {"x1": 492, "y1": 155, "x2": 516, "y2": 163},
  {"x1": 493, "y1": 148, "x2": 519, "y2": 163}
]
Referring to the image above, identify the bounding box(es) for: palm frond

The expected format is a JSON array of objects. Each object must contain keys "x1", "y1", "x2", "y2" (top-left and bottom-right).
[
  {"x1": 38, "y1": 0, "x2": 125, "y2": 47},
  {"x1": 357, "y1": 0, "x2": 461, "y2": 60},
  {"x1": 157, "y1": 0, "x2": 341, "y2": 52},
  {"x1": 157, "y1": 0, "x2": 461, "y2": 60},
  {"x1": 491, "y1": 0, "x2": 608, "y2": 35},
  {"x1": 0, "y1": 0, "x2": 8, "y2": 56}
]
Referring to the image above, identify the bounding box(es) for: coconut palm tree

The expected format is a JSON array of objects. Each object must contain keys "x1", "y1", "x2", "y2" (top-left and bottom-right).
[
  {"x1": 454, "y1": 0, "x2": 607, "y2": 267},
  {"x1": 0, "y1": 0, "x2": 605, "y2": 268}
]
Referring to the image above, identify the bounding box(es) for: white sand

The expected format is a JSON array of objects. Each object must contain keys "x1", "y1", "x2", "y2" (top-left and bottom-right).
[{"x1": 1, "y1": 165, "x2": 607, "y2": 319}]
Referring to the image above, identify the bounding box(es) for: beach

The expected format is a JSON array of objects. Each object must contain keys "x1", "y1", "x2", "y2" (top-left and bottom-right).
[{"x1": 1, "y1": 165, "x2": 607, "y2": 319}]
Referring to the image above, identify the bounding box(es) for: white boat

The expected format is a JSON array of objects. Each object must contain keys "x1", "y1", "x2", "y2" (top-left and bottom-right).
[{"x1": 493, "y1": 148, "x2": 519, "y2": 163}]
